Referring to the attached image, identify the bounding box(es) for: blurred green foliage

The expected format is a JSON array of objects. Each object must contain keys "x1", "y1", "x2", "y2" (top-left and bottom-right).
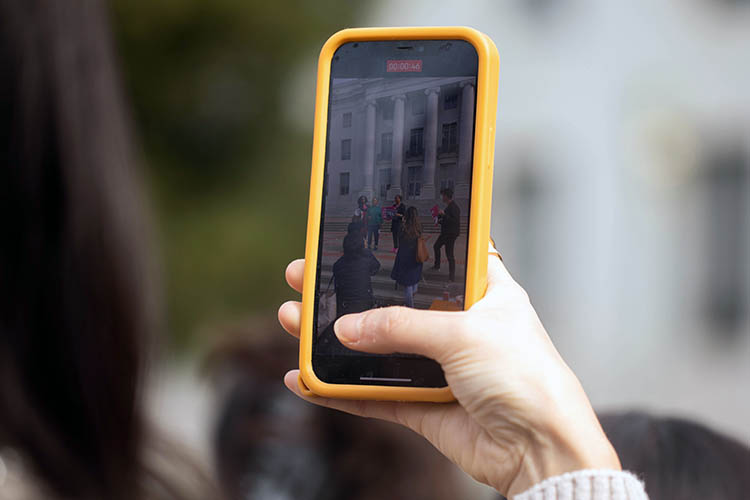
[{"x1": 110, "y1": 0, "x2": 361, "y2": 350}]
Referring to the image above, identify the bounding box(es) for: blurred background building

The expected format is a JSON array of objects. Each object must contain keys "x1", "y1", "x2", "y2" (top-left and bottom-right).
[{"x1": 110, "y1": 0, "x2": 749, "y2": 496}]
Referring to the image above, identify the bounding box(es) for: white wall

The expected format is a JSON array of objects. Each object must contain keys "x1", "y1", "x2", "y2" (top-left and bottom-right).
[{"x1": 363, "y1": 0, "x2": 750, "y2": 443}]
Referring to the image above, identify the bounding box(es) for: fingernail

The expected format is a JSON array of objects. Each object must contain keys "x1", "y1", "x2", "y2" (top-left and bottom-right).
[{"x1": 334, "y1": 314, "x2": 360, "y2": 344}]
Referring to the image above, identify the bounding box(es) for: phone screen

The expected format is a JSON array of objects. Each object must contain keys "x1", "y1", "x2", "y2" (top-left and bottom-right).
[{"x1": 313, "y1": 40, "x2": 478, "y2": 387}]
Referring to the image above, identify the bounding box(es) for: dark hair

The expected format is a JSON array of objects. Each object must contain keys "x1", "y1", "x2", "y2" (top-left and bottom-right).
[
  {"x1": 402, "y1": 206, "x2": 422, "y2": 240},
  {"x1": 440, "y1": 187, "x2": 453, "y2": 199},
  {"x1": 343, "y1": 232, "x2": 364, "y2": 254},
  {"x1": 394, "y1": 194, "x2": 402, "y2": 204},
  {"x1": 347, "y1": 220, "x2": 362, "y2": 234},
  {"x1": 0, "y1": 1, "x2": 211, "y2": 498},
  {"x1": 599, "y1": 412, "x2": 750, "y2": 500},
  {"x1": 206, "y1": 330, "x2": 465, "y2": 500}
]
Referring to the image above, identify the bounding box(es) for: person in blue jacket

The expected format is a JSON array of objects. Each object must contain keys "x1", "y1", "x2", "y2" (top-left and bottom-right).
[
  {"x1": 366, "y1": 197, "x2": 383, "y2": 250},
  {"x1": 390, "y1": 206, "x2": 423, "y2": 307}
]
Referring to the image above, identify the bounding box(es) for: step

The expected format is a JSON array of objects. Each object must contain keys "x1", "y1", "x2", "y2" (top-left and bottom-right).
[
  {"x1": 319, "y1": 262, "x2": 465, "y2": 284},
  {"x1": 319, "y1": 277, "x2": 441, "y2": 309},
  {"x1": 322, "y1": 216, "x2": 468, "y2": 234},
  {"x1": 322, "y1": 225, "x2": 467, "y2": 235},
  {"x1": 319, "y1": 270, "x2": 459, "y2": 297}
]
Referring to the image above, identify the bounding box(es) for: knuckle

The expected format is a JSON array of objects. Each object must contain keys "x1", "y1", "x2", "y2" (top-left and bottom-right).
[
  {"x1": 357, "y1": 309, "x2": 378, "y2": 338},
  {"x1": 357, "y1": 306, "x2": 413, "y2": 348},
  {"x1": 353, "y1": 399, "x2": 370, "y2": 417},
  {"x1": 498, "y1": 282, "x2": 529, "y2": 306},
  {"x1": 512, "y1": 285, "x2": 531, "y2": 306},
  {"x1": 359, "y1": 307, "x2": 408, "y2": 343},
  {"x1": 455, "y1": 312, "x2": 481, "y2": 343},
  {"x1": 382, "y1": 306, "x2": 410, "y2": 336}
]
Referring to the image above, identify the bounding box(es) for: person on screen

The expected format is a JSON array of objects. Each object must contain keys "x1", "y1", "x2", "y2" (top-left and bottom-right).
[
  {"x1": 354, "y1": 195, "x2": 368, "y2": 239},
  {"x1": 390, "y1": 206, "x2": 423, "y2": 308},
  {"x1": 433, "y1": 188, "x2": 460, "y2": 282},
  {"x1": 390, "y1": 194, "x2": 406, "y2": 253},
  {"x1": 332, "y1": 232, "x2": 380, "y2": 316},
  {"x1": 348, "y1": 217, "x2": 364, "y2": 238},
  {"x1": 366, "y1": 197, "x2": 382, "y2": 250}
]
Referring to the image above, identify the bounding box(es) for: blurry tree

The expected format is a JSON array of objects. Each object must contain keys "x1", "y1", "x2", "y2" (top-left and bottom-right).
[{"x1": 110, "y1": 0, "x2": 361, "y2": 349}]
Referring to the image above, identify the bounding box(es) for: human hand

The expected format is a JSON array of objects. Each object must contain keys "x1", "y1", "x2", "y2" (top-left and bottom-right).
[{"x1": 278, "y1": 248, "x2": 620, "y2": 497}]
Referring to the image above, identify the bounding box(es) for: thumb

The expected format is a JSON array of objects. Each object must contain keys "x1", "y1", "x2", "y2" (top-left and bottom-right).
[{"x1": 333, "y1": 306, "x2": 465, "y2": 363}]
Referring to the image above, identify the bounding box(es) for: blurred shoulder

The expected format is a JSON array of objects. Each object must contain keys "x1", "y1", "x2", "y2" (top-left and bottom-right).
[{"x1": 0, "y1": 450, "x2": 49, "y2": 500}]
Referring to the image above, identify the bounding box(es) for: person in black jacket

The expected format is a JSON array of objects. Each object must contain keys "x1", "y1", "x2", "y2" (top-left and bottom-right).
[
  {"x1": 317, "y1": 231, "x2": 381, "y2": 354},
  {"x1": 432, "y1": 188, "x2": 461, "y2": 282},
  {"x1": 390, "y1": 194, "x2": 406, "y2": 253},
  {"x1": 333, "y1": 232, "x2": 381, "y2": 316}
]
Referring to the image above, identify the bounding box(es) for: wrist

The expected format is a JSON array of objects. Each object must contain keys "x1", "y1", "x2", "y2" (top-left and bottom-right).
[{"x1": 505, "y1": 372, "x2": 621, "y2": 496}]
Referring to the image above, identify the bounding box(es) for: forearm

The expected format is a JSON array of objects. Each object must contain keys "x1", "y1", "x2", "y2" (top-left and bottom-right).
[{"x1": 506, "y1": 369, "x2": 633, "y2": 498}]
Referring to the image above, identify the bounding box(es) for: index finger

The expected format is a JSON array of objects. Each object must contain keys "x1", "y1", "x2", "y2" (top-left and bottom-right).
[
  {"x1": 285, "y1": 259, "x2": 305, "y2": 294},
  {"x1": 486, "y1": 241, "x2": 517, "y2": 292},
  {"x1": 473, "y1": 242, "x2": 530, "y2": 310}
]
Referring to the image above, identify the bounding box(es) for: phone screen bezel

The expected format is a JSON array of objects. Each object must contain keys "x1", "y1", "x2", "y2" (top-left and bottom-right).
[{"x1": 311, "y1": 39, "x2": 479, "y2": 388}]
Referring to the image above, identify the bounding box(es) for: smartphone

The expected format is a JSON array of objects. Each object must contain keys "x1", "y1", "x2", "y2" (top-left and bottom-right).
[{"x1": 299, "y1": 27, "x2": 498, "y2": 402}]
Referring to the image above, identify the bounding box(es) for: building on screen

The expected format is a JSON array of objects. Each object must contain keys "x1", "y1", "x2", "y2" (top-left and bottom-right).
[{"x1": 325, "y1": 77, "x2": 476, "y2": 216}]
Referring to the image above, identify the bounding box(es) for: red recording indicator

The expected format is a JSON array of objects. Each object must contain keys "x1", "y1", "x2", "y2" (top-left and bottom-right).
[{"x1": 386, "y1": 59, "x2": 423, "y2": 72}]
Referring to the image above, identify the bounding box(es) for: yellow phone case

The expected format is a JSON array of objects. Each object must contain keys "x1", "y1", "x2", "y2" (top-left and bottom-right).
[{"x1": 299, "y1": 27, "x2": 499, "y2": 402}]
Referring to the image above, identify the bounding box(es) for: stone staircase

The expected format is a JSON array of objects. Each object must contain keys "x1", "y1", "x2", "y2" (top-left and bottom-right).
[
  {"x1": 319, "y1": 261, "x2": 465, "y2": 309},
  {"x1": 323, "y1": 216, "x2": 469, "y2": 235}
]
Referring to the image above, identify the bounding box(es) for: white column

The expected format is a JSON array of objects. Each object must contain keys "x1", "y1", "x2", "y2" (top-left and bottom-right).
[
  {"x1": 456, "y1": 81, "x2": 475, "y2": 199},
  {"x1": 360, "y1": 99, "x2": 376, "y2": 199},
  {"x1": 421, "y1": 87, "x2": 441, "y2": 200},
  {"x1": 388, "y1": 94, "x2": 406, "y2": 199}
]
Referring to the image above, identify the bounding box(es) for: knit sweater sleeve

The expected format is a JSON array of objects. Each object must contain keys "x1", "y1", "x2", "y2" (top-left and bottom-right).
[{"x1": 513, "y1": 470, "x2": 648, "y2": 500}]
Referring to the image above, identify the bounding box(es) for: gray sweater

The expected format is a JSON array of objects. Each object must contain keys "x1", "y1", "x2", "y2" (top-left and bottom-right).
[{"x1": 514, "y1": 469, "x2": 648, "y2": 500}]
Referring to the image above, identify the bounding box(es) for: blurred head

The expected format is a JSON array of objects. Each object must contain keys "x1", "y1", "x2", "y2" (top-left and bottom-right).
[
  {"x1": 343, "y1": 232, "x2": 364, "y2": 254},
  {"x1": 206, "y1": 330, "x2": 466, "y2": 500},
  {"x1": 0, "y1": 1, "x2": 213, "y2": 499},
  {"x1": 600, "y1": 412, "x2": 750, "y2": 500},
  {"x1": 357, "y1": 195, "x2": 367, "y2": 207},
  {"x1": 440, "y1": 187, "x2": 453, "y2": 204},
  {"x1": 0, "y1": 0, "x2": 156, "y2": 497},
  {"x1": 372, "y1": 197, "x2": 379, "y2": 206},
  {"x1": 394, "y1": 194, "x2": 402, "y2": 205}
]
